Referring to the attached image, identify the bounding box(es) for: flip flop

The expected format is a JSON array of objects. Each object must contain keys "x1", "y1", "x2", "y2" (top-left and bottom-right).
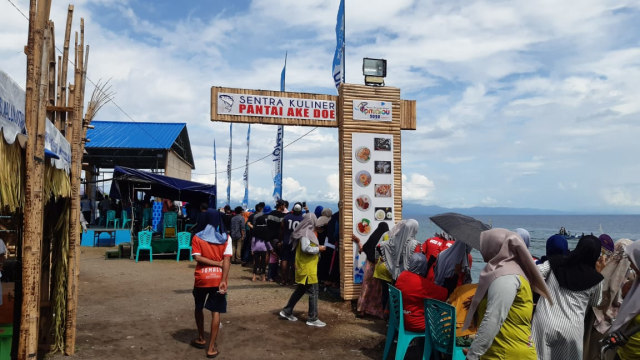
[
  {"x1": 206, "y1": 351, "x2": 219, "y2": 358},
  {"x1": 190, "y1": 339, "x2": 206, "y2": 349}
]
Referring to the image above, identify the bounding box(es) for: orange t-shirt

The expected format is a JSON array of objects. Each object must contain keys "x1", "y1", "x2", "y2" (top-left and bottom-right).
[{"x1": 192, "y1": 234, "x2": 232, "y2": 288}]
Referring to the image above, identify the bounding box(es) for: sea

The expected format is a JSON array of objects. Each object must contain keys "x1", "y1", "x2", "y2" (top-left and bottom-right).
[{"x1": 405, "y1": 214, "x2": 640, "y2": 280}]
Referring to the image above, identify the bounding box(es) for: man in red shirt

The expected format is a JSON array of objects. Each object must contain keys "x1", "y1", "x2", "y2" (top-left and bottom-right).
[{"x1": 191, "y1": 221, "x2": 232, "y2": 358}]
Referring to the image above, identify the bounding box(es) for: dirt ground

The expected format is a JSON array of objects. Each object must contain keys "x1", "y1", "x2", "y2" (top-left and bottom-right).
[{"x1": 47, "y1": 246, "x2": 425, "y2": 360}]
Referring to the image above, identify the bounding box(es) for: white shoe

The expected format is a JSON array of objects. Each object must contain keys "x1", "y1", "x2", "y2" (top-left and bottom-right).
[
  {"x1": 306, "y1": 319, "x2": 326, "y2": 327},
  {"x1": 279, "y1": 310, "x2": 297, "y2": 321}
]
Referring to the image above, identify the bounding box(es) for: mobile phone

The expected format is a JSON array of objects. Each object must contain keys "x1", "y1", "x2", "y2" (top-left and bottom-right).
[{"x1": 302, "y1": 201, "x2": 306, "y2": 207}]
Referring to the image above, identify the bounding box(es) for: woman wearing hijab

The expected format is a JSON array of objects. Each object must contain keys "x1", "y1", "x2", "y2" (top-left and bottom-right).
[
  {"x1": 378, "y1": 219, "x2": 420, "y2": 280},
  {"x1": 353, "y1": 222, "x2": 389, "y2": 318},
  {"x1": 531, "y1": 235, "x2": 604, "y2": 360},
  {"x1": 316, "y1": 208, "x2": 334, "y2": 287},
  {"x1": 279, "y1": 213, "x2": 327, "y2": 327},
  {"x1": 464, "y1": 228, "x2": 552, "y2": 360},
  {"x1": 535, "y1": 234, "x2": 569, "y2": 264},
  {"x1": 394, "y1": 253, "x2": 433, "y2": 332},
  {"x1": 584, "y1": 239, "x2": 633, "y2": 360},
  {"x1": 608, "y1": 240, "x2": 640, "y2": 360}
]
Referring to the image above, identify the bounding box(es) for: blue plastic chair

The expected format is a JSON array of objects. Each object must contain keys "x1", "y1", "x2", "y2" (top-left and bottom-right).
[
  {"x1": 136, "y1": 230, "x2": 153, "y2": 262},
  {"x1": 176, "y1": 232, "x2": 193, "y2": 262},
  {"x1": 423, "y1": 299, "x2": 466, "y2": 360},
  {"x1": 141, "y1": 208, "x2": 152, "y2": 229},
  {"x1": 163, "y1": 212, "x2": 178, "y2": 239},
  {"x1": 383, "y1": 284, "x2": 426, "y2": 360},
  {"x1": 121, "y1": 210, "x2": 132, "y2": 229},
  {"x1": 105, "y1": 210, "x2": 119, "y2": 228}
]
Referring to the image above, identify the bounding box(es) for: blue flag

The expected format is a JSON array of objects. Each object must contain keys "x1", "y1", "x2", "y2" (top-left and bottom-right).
[
  {"x1": 213, "y1": 138, "x2": 217, "y2": 208},
  {"x1": 273, "y1": 54, "x2": 286, "y2": 202},
  {"x1": 332, "y1": 0, "x2": 345, "y2": 91},
  {"x1": 242, "y1": 125, "x2": 250, "y2": 209}
]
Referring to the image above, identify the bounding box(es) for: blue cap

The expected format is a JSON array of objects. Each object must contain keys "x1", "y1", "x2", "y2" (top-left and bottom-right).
[{"x1": 263, "y1": 205, "x2": 272, "y2": 214}]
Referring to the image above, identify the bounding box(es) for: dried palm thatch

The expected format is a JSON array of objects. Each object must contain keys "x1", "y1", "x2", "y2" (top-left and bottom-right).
[
  {"x1": 44, "y1": 165, "x2": 71, "y2": 201},
  {"x1": 84, "y1": 79, "x2": 113, "y2": 124},
  {"x1": 48, "y1": 198, "x2": 70, "y2": 353},
  {"x1": 0, "y1": 134, "x2": 24, "y2": 211}
]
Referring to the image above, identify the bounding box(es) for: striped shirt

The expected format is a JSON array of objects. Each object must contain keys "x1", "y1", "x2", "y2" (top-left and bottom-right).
[{"x1": 531, "y1": 261, "x2": 603, "y2": 360}]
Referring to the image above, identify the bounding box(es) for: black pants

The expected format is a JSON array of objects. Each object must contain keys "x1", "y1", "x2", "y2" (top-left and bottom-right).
[
  {"x1": 283, "y1": 281, "x2": 319, "y2": 322},
  {"x1": 253, "y1": 251, "x2": 267, "y2": 275}
]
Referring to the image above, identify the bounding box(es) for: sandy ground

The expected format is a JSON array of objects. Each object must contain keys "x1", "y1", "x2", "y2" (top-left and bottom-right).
[{"x1": 46, "y1": 246, "x2": 425, "y2": 360}]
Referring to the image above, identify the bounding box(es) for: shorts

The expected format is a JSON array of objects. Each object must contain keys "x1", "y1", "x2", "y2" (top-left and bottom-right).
[
  {"x1": 281, "y1": 242, "x2": 295, "y2": 263},
  {"x1": 193, "y1": 287, "x2": 227, "y2": 313}
]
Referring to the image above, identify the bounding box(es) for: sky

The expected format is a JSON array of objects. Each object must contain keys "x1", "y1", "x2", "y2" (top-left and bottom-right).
[{"x1": 2, "y1": 0, "x2": 640, "y2": 214}]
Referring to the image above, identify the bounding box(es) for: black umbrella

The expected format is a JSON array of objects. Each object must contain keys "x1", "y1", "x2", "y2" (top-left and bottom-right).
[{"x1": 429, "y1": 212, "x2": 491, "y2": 250}]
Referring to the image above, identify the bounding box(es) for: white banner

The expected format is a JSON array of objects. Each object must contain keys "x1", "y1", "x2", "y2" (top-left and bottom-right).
[
  {"x1": 0, "y1": 70, "x2": 27, "y2": 145},
  {"x1": 217, "y1": 92, "x2": 336, "y2": 121},
  {"x1": 45, "y1": 120, "x2": 71, "y2": 172},
  {"x1": 351, "y1": 132, "x2": 394, "y2": 283},
  {"x1": 352, "y1": 99, "x2": 392, "y2": 121}
]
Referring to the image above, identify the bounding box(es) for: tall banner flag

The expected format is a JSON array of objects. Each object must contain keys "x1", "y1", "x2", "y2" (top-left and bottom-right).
[
  {"x1": 273, "y1": 54, "x2": 287, "y2": 201},
  {"x1": 242, "y1": 125, "x2": 251, "y2": 209},
  {"x1": 226, "y1": 124, "x2": 232, "y2": 205},
  {"x1": 332, "y1": 0, "x2": 345, "y2": 91}
]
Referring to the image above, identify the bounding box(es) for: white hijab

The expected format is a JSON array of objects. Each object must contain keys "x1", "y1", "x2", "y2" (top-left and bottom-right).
[
  {"x1": 290, "y1": 213, "x2": 318, "y2": 250},
  {"x1": 610, "y1": 240, "x2": 640, "y2": 333}
]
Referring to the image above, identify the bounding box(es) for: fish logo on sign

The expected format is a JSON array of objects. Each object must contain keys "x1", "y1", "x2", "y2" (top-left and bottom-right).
[{"x1": 219, "y1": 94, "x2": 234, "y2": 112}]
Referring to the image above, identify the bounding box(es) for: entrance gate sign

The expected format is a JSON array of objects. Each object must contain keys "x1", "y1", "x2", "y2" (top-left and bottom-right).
[{"x1": 217, "y1": 92, "x2": 337, "y2": 121}]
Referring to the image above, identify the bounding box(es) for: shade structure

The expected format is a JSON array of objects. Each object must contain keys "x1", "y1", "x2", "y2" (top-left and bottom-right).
[{"x1": 110, "y1": 166, "x2": 215, "y2": 205}]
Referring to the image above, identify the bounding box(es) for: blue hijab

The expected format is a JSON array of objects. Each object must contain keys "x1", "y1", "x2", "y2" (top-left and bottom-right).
[
  {"x1": 537, "y1": 234, "x2": 569, "y2": 264},
  {"x1": 314, "y1": 205, "x2": 324, "y2": 218}
]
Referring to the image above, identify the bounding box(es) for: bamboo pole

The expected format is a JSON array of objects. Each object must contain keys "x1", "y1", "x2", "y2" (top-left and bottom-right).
[
  {"x1": 64, "y1": 18, "x2": 87, "y2": 355},
  {"x1": 19, "y1": 0, "x2": 52, "y2": 357},
  {"x1": 56, "y1": 5, "x2": 74, "y2": 132}
]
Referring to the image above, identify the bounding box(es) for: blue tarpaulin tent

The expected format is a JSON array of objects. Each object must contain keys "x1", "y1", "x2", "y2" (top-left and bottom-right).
[{"x1": 110, "y1": 166, "x2": 215, "y2": 205}]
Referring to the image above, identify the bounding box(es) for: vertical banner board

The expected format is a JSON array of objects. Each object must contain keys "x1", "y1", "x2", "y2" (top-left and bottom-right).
[{"x1": 352, "y1": 132, "x2": 394, "y2": 283}]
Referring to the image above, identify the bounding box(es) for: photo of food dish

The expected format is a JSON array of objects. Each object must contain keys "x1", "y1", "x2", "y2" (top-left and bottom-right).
[
  {"x1": 374, "y1": 137, "x2": 391, "y2": 151},
  {"x1": 374, "y1": 184, "x2": 392, "y2": 197},
  {"x1": 374, "y1": 160, "x2": 392, "y2": 174},
  {"x1": 355, "y1": 194, "x2": 371, "y2": 211},
  {"x1": 375, "y1": 207, "x2": 393, "y2": 220},
  {"x1": 355, "y1": 146, "x2": 371, "y2": 163},
  {"x1": 356, "y1": 218, "x2": 371, "y2": 235},
  {"x1": 355, "y1": 170, "x2": 372, "y2": 188}
]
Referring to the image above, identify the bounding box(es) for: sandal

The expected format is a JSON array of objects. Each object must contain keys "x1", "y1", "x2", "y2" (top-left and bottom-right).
[
  {"x1": 206, "y1": 350, "x2": 219, "y2": 358},
  {"x1": 190, "y1": 339, "x2": 206, "y2": 349}
]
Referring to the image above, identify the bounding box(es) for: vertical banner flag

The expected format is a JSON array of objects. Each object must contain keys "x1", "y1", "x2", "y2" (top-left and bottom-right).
[
  {"x1": 213, "y1": 139, "x2": 218, "y2": 208},
  {"x1": 226, "y1": 124, "x2": 232, "y2": 205},
  {"x1": 332, "y1": 0, "x2": 345, "y2": 91},
  {"x1": 242, "y1": 124, "x2": 251, "y2": 209},
  {"x1": 272, "y1": 53, "x2": 286, "y2": 201}
]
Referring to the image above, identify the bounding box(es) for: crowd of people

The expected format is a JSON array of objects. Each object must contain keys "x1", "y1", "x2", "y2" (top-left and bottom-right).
[
  {"x1": 351, "y1": 219, "x2": 639, "y2": 360},
  {"x1": 186, "y1": 206, "x2": 640, "y2": 359}
]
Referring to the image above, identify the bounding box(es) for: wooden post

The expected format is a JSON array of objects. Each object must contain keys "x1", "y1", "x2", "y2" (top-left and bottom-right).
[
  {"x1": 65, "y1": 18, "x2": 87, "y2": 355},
  {"x1": 58, "y1": 5, "x2": 73, "y2": 134},
  {"x1": 19, "y1": 0, "x2": 52, "y2": 358}
]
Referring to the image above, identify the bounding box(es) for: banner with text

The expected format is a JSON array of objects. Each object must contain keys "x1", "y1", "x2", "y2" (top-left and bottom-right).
[
  {"x1": 351, "y1": 132, "x2": 394, "y2": 284},
  {"x1": 352, "y1": 99, "x2": 392, "y2": 121},
  {"x1": 217, "y1": 92, "x2": 336, "y2": 121}
]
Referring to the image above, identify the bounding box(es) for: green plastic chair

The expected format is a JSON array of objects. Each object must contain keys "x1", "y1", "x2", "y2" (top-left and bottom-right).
[
  {"x1": 383, "y1": 284, "x2": 426, "y2": 360},
  {"x1": 423, "y1": 299, "x2": 466, "y2": 360},
  {"x1": 163, "y1": 212, "x2": 178, "y2": 239},
  {"x1": 136, "y1": 230, "x2": 153, "y2": 262},
  {"x1": 176, "y1": 232, "x2": 193, "y2": 262},
  {"x1": 121, "y1": 210, "x2": 132, "y2": 229},
  {"x1": 105, "y1": 210, "x2": 119, "y2": 228},
  {"x1": 141, "y1": 208, "x2": 152, "y2": 229}
]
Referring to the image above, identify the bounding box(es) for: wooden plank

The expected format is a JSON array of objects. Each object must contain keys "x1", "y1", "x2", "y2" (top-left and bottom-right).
[{"x1": 19, "y1": 0, "x2": 52, "y2": 358}]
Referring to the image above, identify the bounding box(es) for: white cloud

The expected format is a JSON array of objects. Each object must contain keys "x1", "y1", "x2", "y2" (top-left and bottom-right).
[
  {"x1": 402, "y1": 173, "x2": 435, "y2": 202},
  {"x1": 602, "y1": 187, "x2": 640, "y2": 207}
]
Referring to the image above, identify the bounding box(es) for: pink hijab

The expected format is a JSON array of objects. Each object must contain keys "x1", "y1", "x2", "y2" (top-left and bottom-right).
[{"x1": 463, "y1": 228, "x2": 552, "y2": 330}]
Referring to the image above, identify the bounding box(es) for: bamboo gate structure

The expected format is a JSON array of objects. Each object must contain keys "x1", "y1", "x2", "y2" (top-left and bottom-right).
[
  {"x1": 211, "y1": 84, "x2": 416, "y2": 300},
  {"x1": 18, "y1": 1, "x2": 92, "y2": 358}
]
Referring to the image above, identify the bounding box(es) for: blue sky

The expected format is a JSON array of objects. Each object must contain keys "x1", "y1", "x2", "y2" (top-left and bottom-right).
[{"x1": 2, "y1": 0, "x2": 640, "y2": 214}]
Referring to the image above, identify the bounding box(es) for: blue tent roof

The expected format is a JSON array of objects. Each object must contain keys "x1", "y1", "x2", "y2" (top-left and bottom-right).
[
  {"x1": 86, "y1": 121, "x2": 186, "y2": 149},
  {"x1": 111, "y1": 166, "x2": 215, "y2": 204}
]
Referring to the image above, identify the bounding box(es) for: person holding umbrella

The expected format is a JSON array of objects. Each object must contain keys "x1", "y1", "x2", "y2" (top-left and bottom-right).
[{"x1": 463, "y1": 228, "x2": 552, "y2": 360}]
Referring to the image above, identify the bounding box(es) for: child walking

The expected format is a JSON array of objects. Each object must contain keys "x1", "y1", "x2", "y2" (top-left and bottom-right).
[
  {"x1": 251, "y1": 235, "x2": 271, "y2": 282},
  {"x1": 267, "y1": 251, "x2": 279, "y2": 282}
]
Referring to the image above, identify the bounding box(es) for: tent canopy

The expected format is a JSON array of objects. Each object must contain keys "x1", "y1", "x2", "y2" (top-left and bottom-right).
[{"x1": 110, "y1": 166, "x2": 215, "y2": 205}]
